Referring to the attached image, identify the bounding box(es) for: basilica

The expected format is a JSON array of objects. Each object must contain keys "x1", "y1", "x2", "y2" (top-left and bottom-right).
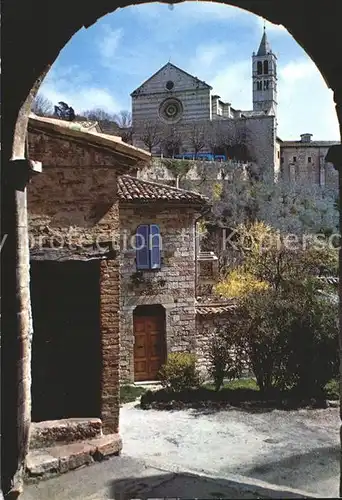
[{"x1": 131, "y1": 28, "x2": 338, "y2": 188}]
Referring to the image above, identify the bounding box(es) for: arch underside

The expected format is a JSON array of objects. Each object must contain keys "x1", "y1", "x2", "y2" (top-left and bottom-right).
[{"x1": 2, "y1": 0, "x2": 342, "y2": 496}]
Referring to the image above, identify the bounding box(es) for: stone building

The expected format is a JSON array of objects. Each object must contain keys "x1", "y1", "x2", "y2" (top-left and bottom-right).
[
  {"x1": 131, "y1": 28, "x2": 279, "y2": 182},
  {"x1": 26, "y1": 113, "x2": 150, "y2": 476},
  {"x1": 26, "y1": 113, "x2": 222, "y2": 441},
  {"x1": 117, "y1": 175, "x2": 209, "y2": 382},
  {"x1": 278, "y1": 133, "x2": 338, "y2": 188},
  {"x1": 131, "y1": 28, "x2": 339, "y2": 188}
]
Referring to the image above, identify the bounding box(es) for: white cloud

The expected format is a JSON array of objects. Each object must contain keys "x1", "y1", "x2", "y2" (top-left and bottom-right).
[
  {"x1": 39, "y1": 66, "x2": 121, "y2": 114},
  {"x1": 210, "y1": 60, "x2": 251, "y2": 108},
  {"x1": 188, "y1": 42, "x2": 231, "y2": 73},
  {"x1": 195, "y1": 55, "x2": 339, "y2": 140},
  {"x1": 97, "y1": 25, "x2": 123, "y2": 67},
  {"x1": 278, "y1": 58, "x2": 340, "y2": 140}
]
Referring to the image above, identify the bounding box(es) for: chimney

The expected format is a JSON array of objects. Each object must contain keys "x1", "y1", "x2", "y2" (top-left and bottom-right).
[{"x1": 300, "y1": 133, "x2": 313, "y2": 143}]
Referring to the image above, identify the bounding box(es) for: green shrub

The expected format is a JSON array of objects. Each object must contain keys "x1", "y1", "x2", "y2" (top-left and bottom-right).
[
  {"x1": 158, "y1": 352, "x2": 201, "y2": 392},
  {"x1": 324, "y1": 379, "x2": 339, "y2": 400},
  {"x1": 120, "y1": 385, "x2": 147, "y2": 404},
  {"x1": 239, "y1": 284, "x2": 339, "y2": 397},
  {"x1": 208, "y1": 316, "x2": 246, "y2": 392}
]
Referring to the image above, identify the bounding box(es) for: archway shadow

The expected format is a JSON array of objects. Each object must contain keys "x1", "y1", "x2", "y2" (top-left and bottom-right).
[
  {"x1": 107, "y1": 446, "x2": 339, "y2": 499},
  {"x1": 108, "y1": 470, "x2": 313, "y2": 500}
]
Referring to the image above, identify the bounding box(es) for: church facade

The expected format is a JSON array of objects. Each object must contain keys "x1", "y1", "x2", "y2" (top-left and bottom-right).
[{"x1": 131, "y1": 29, "x2": 338, "y2": 188}]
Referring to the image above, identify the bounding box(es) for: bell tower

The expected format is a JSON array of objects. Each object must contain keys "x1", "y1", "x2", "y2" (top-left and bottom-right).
[{"x1": 252, "y1": 26, "x2": 278, "y2": 116}]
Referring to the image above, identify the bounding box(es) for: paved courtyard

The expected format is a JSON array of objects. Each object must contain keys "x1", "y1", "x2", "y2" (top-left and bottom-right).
[
  {"x1": 120, "y1": 401, "x2": 340, "y2": 497},
  {"x1": 22, "y1": 401, "x2": 339, "y2": 499}
]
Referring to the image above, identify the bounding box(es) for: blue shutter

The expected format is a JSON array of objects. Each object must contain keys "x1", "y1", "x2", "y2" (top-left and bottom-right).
[
  {"x1": 136, "y1": 225, "x2": 150, "y2": 269},
  {"x1": 149, "y1": 224, "x2": 161, "y2": 269}
]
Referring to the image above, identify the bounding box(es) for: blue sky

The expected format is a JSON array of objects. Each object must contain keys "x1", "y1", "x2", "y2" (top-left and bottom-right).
[{"x1": 39, "y1": 1, "x2": 340, "y2": 140}]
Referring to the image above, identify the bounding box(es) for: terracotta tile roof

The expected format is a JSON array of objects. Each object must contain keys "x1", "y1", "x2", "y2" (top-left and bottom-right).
[
  {"x1": 118, "y1": 175, "x2": 208, "y2": 205},
  {"x1": 195, "y1": 298, "x2": 237, "y2": 315},
  {"x1": 317, "y1": 276, "x2": 339, "y2": 285},
  {"x1": 196, "y1": 302, "x2": 237, "y2": 315}
]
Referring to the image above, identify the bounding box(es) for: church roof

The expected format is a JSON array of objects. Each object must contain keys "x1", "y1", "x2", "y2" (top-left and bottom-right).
[
  {"x1": 257, "y1": 28, "x2": 271, "y2": 56},
  {"x1": 131, "y1": 62, "x2": 212, "y2": 95}
]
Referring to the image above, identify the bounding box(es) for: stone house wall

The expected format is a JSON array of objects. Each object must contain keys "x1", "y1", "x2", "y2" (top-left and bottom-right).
[
  {"x1": 195, "y1": 314, "x2": 231, "y2": 376},
  {"x1": 280, "y1": 144, "x2": 338, "y2": 189},
  {"x1": 119, "y1": 203, "x2": 198, "y2": 382},
  {"x1": 196, "y1": 312, "x2": 251, "y2": 378},
  {"x1": 27, "y1": 129, "x2": 122, "y2": 434}
]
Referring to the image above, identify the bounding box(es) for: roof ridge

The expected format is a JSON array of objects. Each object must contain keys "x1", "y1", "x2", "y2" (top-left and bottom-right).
[
  {"x1": 122, "y1": 174, "x2": 207, "y2": 199},
  {"x1": 118, "y1": 175, "x2": 208, "y2": 205},
  {"x1": 131, "y1": 61, "x2": 212, "y2": 95}
]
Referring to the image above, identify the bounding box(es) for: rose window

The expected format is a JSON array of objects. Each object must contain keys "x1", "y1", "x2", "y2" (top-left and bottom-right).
[{"x1": 159, "y1": 98, "x2": 183, "y2": 122}]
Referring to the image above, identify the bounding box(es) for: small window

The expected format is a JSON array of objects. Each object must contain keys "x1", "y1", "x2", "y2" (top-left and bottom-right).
[
  {"x1": 264, "y1": 80, "x2": 269, "y2": 90},
  {"x1": 257, "y1": 61, "x2": 262, "y2": 75},
  {"x1": 308, "y1": 156, "x2": 312, "y2": 163},
  {"x1": 277, "y1": 151, "x2": 280, "y2": 158},
  {"x1": 293, "y1": 156, "x2": 297, "y2": 163},
  {"x1": 263, "y1": 60, "x2": 269, "y2": 74},
  {"x1": 166, "y1": 80, "x2": 174, "y2": 91},
  {"x1": 256, "y1": 81, "x2": 262, "y2": 91},
  {"x1": 136, "y1": 224, "x2": 161, "y2": 270}
]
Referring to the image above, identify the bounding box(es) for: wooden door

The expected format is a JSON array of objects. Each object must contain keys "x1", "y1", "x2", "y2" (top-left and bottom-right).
[{"x1": 134, "y1": 314, "x2": 165, "y2": 381}]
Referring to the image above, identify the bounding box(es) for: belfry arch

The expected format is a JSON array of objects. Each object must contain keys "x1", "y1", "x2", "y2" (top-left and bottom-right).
[{"x1": 2, "y1": 1, "x2": 342, "y2": 498}]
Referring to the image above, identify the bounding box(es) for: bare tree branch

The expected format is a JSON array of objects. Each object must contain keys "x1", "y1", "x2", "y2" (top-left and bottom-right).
[
  {"x1": 31, "y1": 94, "x2": 54, "y2": 117},
  {"x1": 139, "y1": 120, "x2": 162, "y2": 152},
  {"x1": 83, "y1": 108, "x2": 116, "y2": 122},
  {"x1": 186, "y1": 122, "x2": 206, "y2": 157},
  {"x1": 161, "y1": 125, "x2": 182, "y2": 157},
  {"x1": 113, "y1": 110, "x2": 132, "y2": 128}
]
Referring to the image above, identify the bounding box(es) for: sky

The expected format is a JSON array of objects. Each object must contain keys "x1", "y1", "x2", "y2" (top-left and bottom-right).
[{"x1": 39, "y1": 1, "x2": 340, "y2": 141}]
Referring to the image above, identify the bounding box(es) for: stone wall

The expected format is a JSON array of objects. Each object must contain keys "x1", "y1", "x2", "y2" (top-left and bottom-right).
[
  {"x1": 100, "y1": 260, "x2": 120, "y2": 434},
  {"x1": 138, "y1": 157, "x2": 248, "y2": 187},
  {"x1": 27, "y1": 131, "x2": 121, "y2": 435},
  {"x1": 196, "y1": 312, "x2": 251, "y2": 378},
  {"x1": 119, "y1": 203, "x2": 198, "y2": 382},
  {"x1": 195, "y1": 313, "x2": 230, "y2": 375},
  {"x1": 280, "y1": 144, "x2": 338, "y2": 189}
]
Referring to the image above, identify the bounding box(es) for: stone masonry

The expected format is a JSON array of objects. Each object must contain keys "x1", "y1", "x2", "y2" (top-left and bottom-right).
[
  {"x1": 27, "y1": 117, "x2": 150, "y2": 438},
  {"x1": 119, "y1": 204, "x2": 199, "y2": 382}
]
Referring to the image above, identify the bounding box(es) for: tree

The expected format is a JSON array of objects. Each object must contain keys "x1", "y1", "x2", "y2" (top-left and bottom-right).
[
  {"x1": 213, "y1": 221, "x2": 339, "y2": 396},
  {"x1": 162, "y1": 159, "x2": 191, "y2": 188},
  {"x1": 139, "y1": 120, "x2": 162, "y2": 152},
  {"x1": 54, "y1": 101, "x2": 75, "y2": 121},
  {"x1": 31, "y1": 94, "x2": 54, "y2": 116},
  {"x1": 186, "y1": 122, "x2": 206, "y2": 157},
  {"x1": 83, "y1": 108, "x2": 115, "y2": 122},
  {"x1": 113, "y1": 110, "x2": 132, "y2": 129},
  {"x1": 113, "y1": 110, "x2": 133, "y2": 143},
  {"x1": 161, "y1": 125, "x2": 182, "y2": 157}
]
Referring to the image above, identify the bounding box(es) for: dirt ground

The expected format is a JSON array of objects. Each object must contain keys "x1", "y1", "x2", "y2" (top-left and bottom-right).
[{"x1": 120, "y1": 401, "x2": 340, "y2": 497}]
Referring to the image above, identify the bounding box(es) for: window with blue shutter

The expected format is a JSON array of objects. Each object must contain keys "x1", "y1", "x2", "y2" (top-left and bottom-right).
[
  {"x1": 136, "y1": 224, "x2": 161, "y2": 270},
  {"x1": 136, "y1": 225, "x2": 150, "y2": 269},
  {"x1": 150, "y1": 224, "x2": 161, "y2": 269}
]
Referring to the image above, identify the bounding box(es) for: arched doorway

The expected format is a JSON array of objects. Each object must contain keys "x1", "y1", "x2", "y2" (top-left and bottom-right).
[
  {"x1": 2, "y1": 1, "x2": 342, "y2": 497},
  {"x1": 133, "y1": 305, "x2": 166, "y2": 382}
]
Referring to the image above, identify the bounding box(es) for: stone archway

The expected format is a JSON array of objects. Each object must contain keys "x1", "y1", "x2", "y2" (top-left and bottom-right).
[{"x1": 2, "y1": 1, "x2": 342, "y2": 497}]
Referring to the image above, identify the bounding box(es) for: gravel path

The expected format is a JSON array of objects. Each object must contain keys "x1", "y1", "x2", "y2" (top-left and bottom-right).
[{"x1": 120, "y1": 402, "x2": 340, "y2": 497}]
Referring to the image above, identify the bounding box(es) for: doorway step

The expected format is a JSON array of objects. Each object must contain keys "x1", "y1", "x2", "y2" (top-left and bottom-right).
[{"x1": 25, "y1": 418, "x2": 122, "y2": 482}]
